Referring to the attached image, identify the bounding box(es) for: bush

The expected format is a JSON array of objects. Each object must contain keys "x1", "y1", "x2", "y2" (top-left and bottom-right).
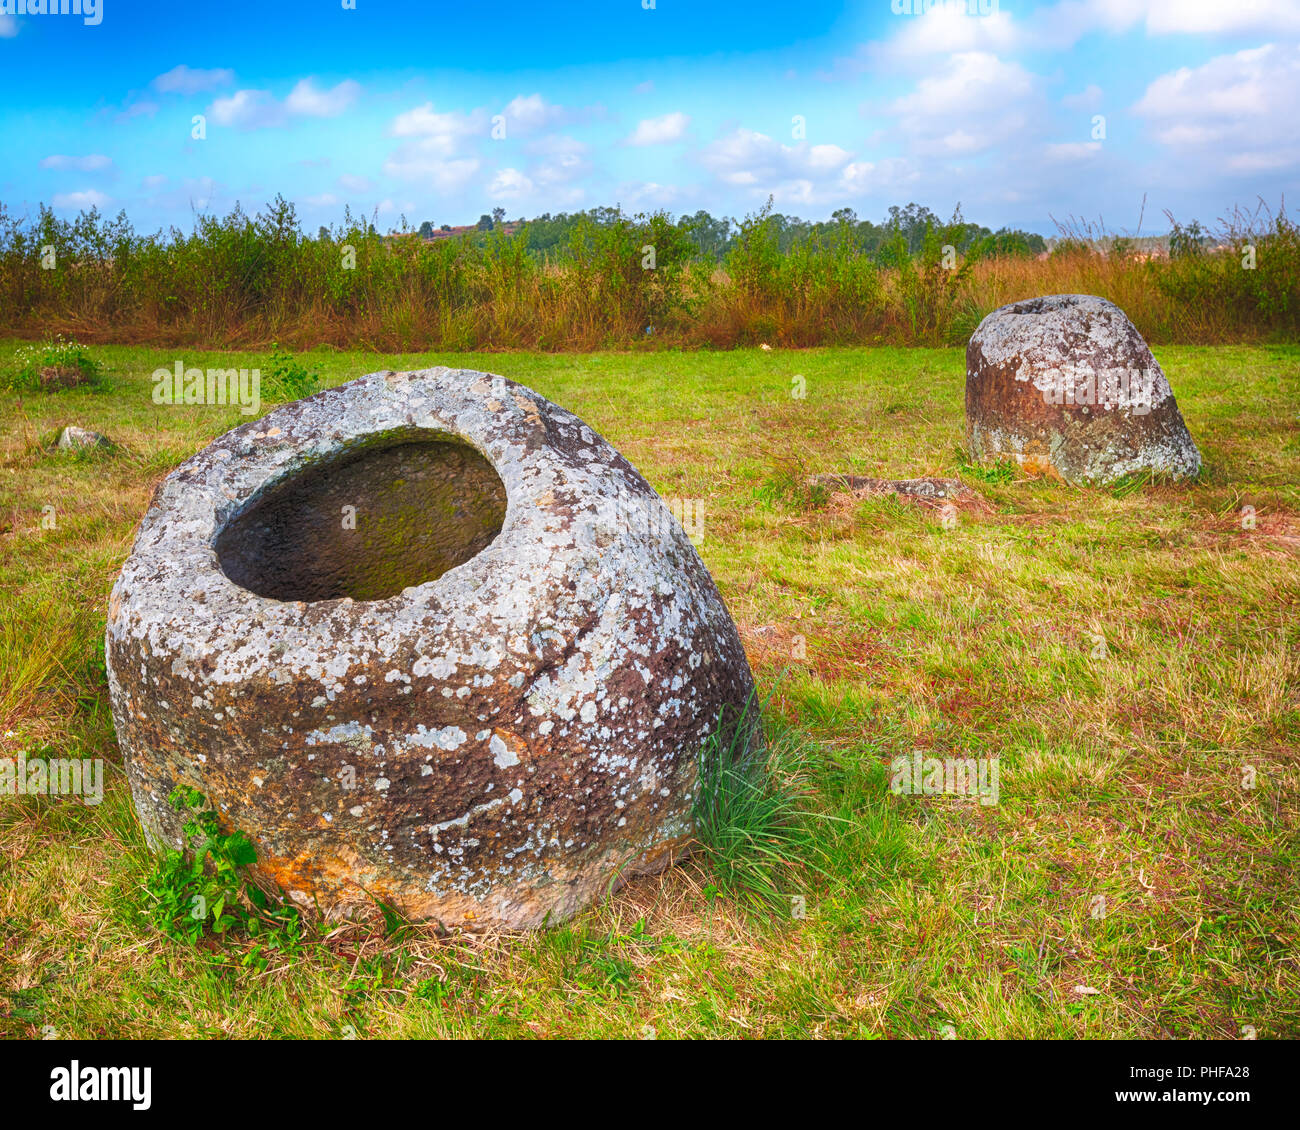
[
  {"x1": 2, "y1": 336, "x2": 101, "y2": 392},
  {"x1": 261, "y1": 342, "x2": 320, "y2": 402}
]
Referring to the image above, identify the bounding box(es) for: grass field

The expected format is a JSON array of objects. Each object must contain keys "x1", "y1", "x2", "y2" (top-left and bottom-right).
[{"x1": 2, "y1": 342, "x2": 1298, "y2": 1039}]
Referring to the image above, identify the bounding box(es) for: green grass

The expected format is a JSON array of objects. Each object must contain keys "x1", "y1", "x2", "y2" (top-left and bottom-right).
[{"x1": 1, "y1": 340, "x2": 1297, "y2": 1039}]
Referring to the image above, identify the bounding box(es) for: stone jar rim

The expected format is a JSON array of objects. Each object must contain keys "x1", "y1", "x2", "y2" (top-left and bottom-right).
[{"x1": 108, "y1": 367, "x2": 648, "y2": 683}]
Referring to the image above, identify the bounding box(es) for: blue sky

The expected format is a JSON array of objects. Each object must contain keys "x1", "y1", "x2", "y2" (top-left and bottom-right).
[{"x1": 1, "y1": 0, "x2": 1297, "y2": 236}]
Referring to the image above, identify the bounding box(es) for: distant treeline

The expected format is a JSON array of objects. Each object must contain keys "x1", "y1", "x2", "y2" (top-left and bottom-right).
[
  {"x1": 0, "y1": 195, "x2": 1294, "y2": 350},
  {"x1": 479, "y1": 201, "x2": 1048, "y2": 264}
]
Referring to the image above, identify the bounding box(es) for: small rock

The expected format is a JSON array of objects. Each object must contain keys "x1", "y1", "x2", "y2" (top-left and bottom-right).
[{"x1": 55, "y1": 425, "x2": 112, "y2": 450}]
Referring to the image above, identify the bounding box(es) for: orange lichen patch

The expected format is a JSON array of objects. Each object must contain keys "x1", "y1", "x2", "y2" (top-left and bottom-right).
[
  {"x1": 252, "y1": 847, "x2": 361, "y2": 902},
  {"x1": 490, "y1": 728, "x2": 530, "y2": 765},
  {"x1": 1011, "y1": 452, "x2": 1063, "y2": 480}
]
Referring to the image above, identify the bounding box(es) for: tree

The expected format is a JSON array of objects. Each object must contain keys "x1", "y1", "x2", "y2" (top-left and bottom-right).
[
  {"x1": 317, "y1": 225, "x2": 329, "y2": 241},
  {"x1": 1169, "y1": 218, "x2": 1206, "y2": 259},
  {"x1": 681, "y1": 209, "x2": 733, "y2": 260},
  {"x1": 492, "y1": 207, "x2": 506, "y2": 227},
  {"x1": 476, "y1": 214, "x2": 494, "y2": 231},
  {"x1": 417, "y1": 220, "x2": 434, "y2": 238},
  {"x1": 885, "y1": 202, "x2": 944, "y2": 254}
]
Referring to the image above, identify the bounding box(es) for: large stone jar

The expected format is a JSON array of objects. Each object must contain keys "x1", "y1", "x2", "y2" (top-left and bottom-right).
[{"x1": 107, "y1": 368, "x2": 756, "y2": 929}]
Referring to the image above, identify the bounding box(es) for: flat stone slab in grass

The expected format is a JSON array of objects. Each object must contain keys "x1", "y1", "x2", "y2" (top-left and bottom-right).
[
  {"x1": 106, "y1": 368, "x2": 757, "y2": 930},
  {"x1": 966, "y1": 294, "x2": 1201, "y2": 484},
  {"x1": 808, "y1": 474, "x2": 974, "y2": 501}
]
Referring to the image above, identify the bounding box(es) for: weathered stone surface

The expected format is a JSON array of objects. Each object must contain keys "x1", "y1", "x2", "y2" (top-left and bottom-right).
[
  {"x1": 966, "y1": 294, "x2": 1201, "y2": 484},
  {"x1": 808, "y1": 474, "x2": 973, "y2": 500},
  {"x1": 106, "y1": 367, "x2": 756, "y2": 929},
  {"x1": 55, "y1": 425, "x2": 112, "y2": 450}
]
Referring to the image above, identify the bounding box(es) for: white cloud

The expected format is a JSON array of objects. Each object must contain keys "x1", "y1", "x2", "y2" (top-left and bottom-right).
[
  {"x1": 383, "y1": 147, "x2": 482, "y2": 191},
  {"x1": 389, "y1": 102, "x2": 486, "y2": 142},
  {"x1": 836, "y1": 158, "x2": 918, "y2": 196},
  {"x1": 1132, "y1": 43, "x2": 1300, "y2": 173},
  {"x1": 635, "y1": 80, "x2": 655, "y2": 94},
  {"x1": 285, "y1": 78, "x2": 360, "y2": 118},
  {"x1": 153, "y1": 65, "x2": 235, "y2": 94},
  {"x1": 626, "y1": 111, "x2": 690, "y2": 146},
  {"x1": 384, "y1": 102, "x2": 488, "y2": 187},
  {"x1": 40, "y1": 154, "x2": 112, "y2": 172},
  {"x1": 52, "y1": 190, "x2": 110, "y2": 210},
  {"x1": 1134, "y1": 45, "x2": 1278, "y2": 123},
  {"x1": 698, "y1": 128, "x2": 858, "y2": 204},
  {"x1": 882, "y1": 52, "x2": 1040, "y2": 157},
  {"x1": 141, "y1": 175, "x2": 168, "y2": 190},
  {"x1": 620, "y1": 181, "x2": 680, "y2": 207},
  {"x1": 0, "y1": 14, "x2": 17, "y2": 37},
  {"x1": 871, "y1": 4, "x2": 1026, "y2": 61},
  {"x1": 526, "y1": 134, "x2": 590, "y2": 186},
  {"x1": 501, "y1": 93, "x2": 566, "y2": 132},
  {"x1": 210, "y1": 89, "x2": 284, "y2": 130},
  {"x1": 489, "y1": 168, "x2": 535, "y2": 199},
  {"x1": 337, "y1": 174, "x2": 375, "y2": 193},
  {"x1": 209, "y1": 78, "x2": 360, "y2": 130},
  {"x1": 304, "y1": 193, "x2": 341, "y2": 208},
  {"x1": 1141, "y1": 0, "x2": 1300, "y2": 35},
  {"x1": 861, "y1": 0, "x2": 1300, "y2": 72}
]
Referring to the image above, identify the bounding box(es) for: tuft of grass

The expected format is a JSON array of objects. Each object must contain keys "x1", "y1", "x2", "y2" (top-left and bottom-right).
[
  {"x1": 957, "y1": 453, "x2": 1019, "y2": 485},
  {"x1": 690, "y1": 692, "x2": 829, "y2": 913}
]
